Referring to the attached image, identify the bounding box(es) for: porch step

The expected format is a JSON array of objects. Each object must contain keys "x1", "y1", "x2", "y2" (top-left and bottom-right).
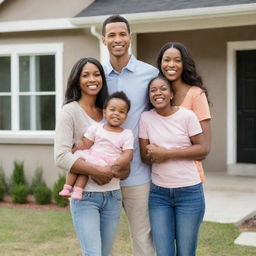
[{"x1": 204, "y1": 171, "x2": 256, "y2": 193}]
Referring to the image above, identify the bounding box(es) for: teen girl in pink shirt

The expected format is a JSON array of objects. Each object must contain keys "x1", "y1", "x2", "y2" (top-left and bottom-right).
[
  {"x1": 156, "y1": 42, "x2": 211, "y2": 183},
  {"x1": 139, "y1": 76, "x2": 207, "y2": 256}
]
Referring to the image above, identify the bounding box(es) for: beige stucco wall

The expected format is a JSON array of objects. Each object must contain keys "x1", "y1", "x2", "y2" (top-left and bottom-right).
[
  {"x1": 0, "y1": 29, "x2": 99, "y2": 187},
  {"x1": 0, "y1": 144, "x2": 58, "y2": 188},
  {"x1": 137, "y1": 25, "x2": 256, "y2": 173},
  {"x1": 0, "y1": 0, "x2": 93, "y2": 21}
]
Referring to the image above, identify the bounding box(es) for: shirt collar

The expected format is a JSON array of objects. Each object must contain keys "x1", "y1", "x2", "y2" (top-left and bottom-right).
[{"x1": 105, "y1": 55, "x2": 136, "y2": 75}]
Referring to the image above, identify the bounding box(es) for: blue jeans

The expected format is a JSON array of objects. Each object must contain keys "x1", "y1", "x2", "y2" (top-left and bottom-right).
[
  {"x1": 149, "y1": 183, "x2": 205, "y2": 256},
  {"x1": 70, "y1": 189, "x2": 122, "y2": 256}
]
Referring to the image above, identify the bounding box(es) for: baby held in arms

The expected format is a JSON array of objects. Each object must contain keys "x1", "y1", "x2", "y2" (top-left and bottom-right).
[{"x1": 59, "y1": 91, "x2": 134, "y2": 200}]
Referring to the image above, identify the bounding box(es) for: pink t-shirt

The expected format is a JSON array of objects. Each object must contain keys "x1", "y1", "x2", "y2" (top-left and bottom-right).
[
  {"x1": 139, "y1": 107, "x2": 202, "y2": 188},
  {"x1": 85, "y1": 123, "x2": 134, "y2": 159},
  {"x1": 82, "y1": 123, "x2": 134, "y2": 192}
]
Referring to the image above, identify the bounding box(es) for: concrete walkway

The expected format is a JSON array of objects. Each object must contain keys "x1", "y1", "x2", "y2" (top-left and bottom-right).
[{"x1": 203, "y1": 171, "x2": 256, "y2": 247}]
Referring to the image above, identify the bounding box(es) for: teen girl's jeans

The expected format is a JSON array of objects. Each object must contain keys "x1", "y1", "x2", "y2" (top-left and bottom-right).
[
  {"x1": 149, "y1": 183, "x2": 205, "y2": 256},
  {"x1": 70, "y1": 189, "x2": 122, "y2": 256}
]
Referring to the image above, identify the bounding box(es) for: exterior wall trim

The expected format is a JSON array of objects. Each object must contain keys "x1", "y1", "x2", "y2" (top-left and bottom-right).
[
  {"x1": 0, "y1": 18, "x2": 76, "y2": 33},
  {"x1": 227, "y1": 40, "x2": 256, "y2": 176}
]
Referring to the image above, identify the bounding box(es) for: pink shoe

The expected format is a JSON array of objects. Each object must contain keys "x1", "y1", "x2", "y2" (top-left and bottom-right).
[
  {"x1": 71, "y1": 186, "x2": 84, "y2": 200},
  {"x1": 59, "y1": 184, "x2": 72, "y2": 198}
]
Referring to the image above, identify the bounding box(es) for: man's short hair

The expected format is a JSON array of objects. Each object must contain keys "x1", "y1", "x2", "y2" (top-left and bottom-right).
[{"x1": 102, "y1": 14, "x2": 130, "y2": 36}]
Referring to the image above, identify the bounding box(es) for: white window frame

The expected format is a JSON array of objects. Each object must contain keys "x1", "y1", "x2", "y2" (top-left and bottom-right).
[
  {"x1": 227, "y1": 40, "x2": 256, "y2": 175},
  {"x1": 0, "y1": 43, "x2": 63, "y2": 144}
]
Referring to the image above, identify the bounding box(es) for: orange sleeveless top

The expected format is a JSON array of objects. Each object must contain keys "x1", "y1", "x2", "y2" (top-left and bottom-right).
[{"x1": 181, "y1": 86, "x2": 211, "y2": 183}]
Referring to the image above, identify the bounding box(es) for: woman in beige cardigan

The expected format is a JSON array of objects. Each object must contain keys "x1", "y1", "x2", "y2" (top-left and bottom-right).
[{"x1": 54, "y1": 57, "x2": 129, "y2": 256}]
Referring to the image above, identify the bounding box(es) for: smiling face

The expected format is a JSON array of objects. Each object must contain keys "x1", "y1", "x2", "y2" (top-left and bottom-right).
[
  {"x1": 102, "y1": 22, "x2": 131, "y2": 58},
  {"x1": 103, "y1": 98, "x2": 128, "y2": 127},
  {"x1": 161, "y1": 47, "x2": 183, "y2": 82},
  {"x1": 79, "y1": 62, "x2": 103, "y2": 96},
  {"x1": 149, "y1": 78, "x2": 173, "y2": 111}
]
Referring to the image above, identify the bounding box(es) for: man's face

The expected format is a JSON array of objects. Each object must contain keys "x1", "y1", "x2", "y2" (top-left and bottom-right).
[{"x1": 103, "y1": 22, "x2": 131, "y2": 58}]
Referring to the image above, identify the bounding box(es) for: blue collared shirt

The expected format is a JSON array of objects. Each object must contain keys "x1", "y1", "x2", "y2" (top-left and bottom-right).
[{"x1": 104, "y1": 55, "x2": 159, "y2": 186}]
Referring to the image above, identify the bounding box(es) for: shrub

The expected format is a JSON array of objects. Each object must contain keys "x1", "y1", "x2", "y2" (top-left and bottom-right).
[
  {"x1": 34, "y1": 183, "x2": 52, "y2": 205},
  {"x1": 0, "y1": 165, "x2": 8, "y2": 195},
  {"x1": 11, "y1": 184, "x2": 29, "y2": 203},
  {"x1": 31, "y1": 167, "x2": 45, "y2": 193},
  {"x1": 0, "y1": 182, "x2": 4, "y2": 201},
  {"x1": 9, "y1": 161, "x2": 26, "y2": 192},
  {"x1": 53, "y1": 174, "x2": 68, "y2": 207}
]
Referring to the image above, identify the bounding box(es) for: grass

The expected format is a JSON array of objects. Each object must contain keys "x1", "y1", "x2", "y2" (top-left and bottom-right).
[{"x1": 0, "y1": 207, "x2": 256, "y2": 256}]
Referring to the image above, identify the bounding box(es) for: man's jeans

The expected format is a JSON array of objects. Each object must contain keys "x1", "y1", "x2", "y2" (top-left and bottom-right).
[
  {"x1": 149, "y1": 183, "x2": 205, "y2": 256},
  {"x1": 70, "y1": 189, "x2": 122, "y2": 256}
]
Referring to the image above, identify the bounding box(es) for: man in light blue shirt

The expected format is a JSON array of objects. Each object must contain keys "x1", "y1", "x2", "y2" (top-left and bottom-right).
[
  {"x1": 102, "y1": 15, "x2": 158, "y2": 256},
  {"x1": 104, "y1": 55, "x2": 158, "y2": 186}
]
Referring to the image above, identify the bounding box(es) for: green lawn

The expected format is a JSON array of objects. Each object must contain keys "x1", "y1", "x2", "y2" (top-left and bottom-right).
[{"x1": 0, "y1": 207, "x2": 255, "y2": 256}]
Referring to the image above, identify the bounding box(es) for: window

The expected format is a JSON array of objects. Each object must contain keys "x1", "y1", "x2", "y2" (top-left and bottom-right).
[{"x1": 0, "y1": 43, "x2": 63, "y2": 143}]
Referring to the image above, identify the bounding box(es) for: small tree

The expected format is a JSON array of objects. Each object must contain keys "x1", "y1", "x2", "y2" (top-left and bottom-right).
[
  {"x1": 0, "y1": 165, "x2": 8, "y2": 195},
  {"x1": 9, "y1": 161, "x2": 26, "y2": 192},
  {"x1": 10, "y1": 161, "x2": 29, "y2": 203},
  {"x1": 0, "y1": 183, "x2": 5, "y2": 201},
  {"x1": 30, "y1": 167, "x2": 45, "y2": 193},
  {"x1": 34, "y1": 183, "x2": 52, "y2": 205},
  {"x1": 11, "y1": 184, "x2": 29, "y2": 203},
  {"x1": 53, "y1": 174, "x2": 68, "y2": 207}
]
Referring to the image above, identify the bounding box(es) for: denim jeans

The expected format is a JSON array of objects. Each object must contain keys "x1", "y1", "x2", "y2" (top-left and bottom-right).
[
  {"x1": 149, "y1": 183, "x2": 205, "y2": 256},
  {"x1": 70, "y1": 189, "x2": 122, "y2": 256}
]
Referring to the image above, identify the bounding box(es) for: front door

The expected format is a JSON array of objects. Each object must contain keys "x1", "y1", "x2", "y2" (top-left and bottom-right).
[{"x1": 237, "y1": 50, "x2": 256, "y2": 163}]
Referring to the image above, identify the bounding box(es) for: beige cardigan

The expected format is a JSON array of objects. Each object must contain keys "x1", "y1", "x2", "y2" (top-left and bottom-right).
[{"x1": 54, "y1": 101, "x2": 97, "y2": 172}]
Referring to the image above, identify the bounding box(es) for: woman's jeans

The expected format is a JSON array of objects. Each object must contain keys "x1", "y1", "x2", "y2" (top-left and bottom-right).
[
  {"x1": 70, "y1": 189, "x2": 122, "y2": 256},
  {"x1": 149, "y1": 183, "x2": 205, "y2": 256}
]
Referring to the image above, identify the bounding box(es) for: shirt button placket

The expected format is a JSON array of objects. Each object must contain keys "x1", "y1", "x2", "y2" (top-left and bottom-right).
[{"x1": 117, "y1": 76, "x2": 122, "y2": 91}]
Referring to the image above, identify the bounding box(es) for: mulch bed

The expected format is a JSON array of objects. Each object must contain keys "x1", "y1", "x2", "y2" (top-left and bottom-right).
[
  {"x1": 0, "y1": 195, "x2": 69, "y2": 211},
  {"x1": 239, "y1": 215, "x2": 256, "y2": 232}
]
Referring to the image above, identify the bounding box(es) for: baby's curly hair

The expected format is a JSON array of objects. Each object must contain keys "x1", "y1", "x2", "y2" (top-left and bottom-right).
[{"x1": 103, "y1": 91, "x2": 131, "y2": 112}]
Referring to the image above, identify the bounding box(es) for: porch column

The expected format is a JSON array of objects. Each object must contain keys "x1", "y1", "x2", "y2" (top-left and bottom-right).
[{"x1": 90, "y1": 26, "x2": 109, "y2": 65}]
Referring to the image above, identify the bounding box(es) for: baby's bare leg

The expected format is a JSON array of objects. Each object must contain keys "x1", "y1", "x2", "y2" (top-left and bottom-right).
[
  {"x1": 66, "y1": 172, "x2": 78, "y2": 186},
  {"x1": 74, "y1": 175, "x2": 88, "y2": 188}
]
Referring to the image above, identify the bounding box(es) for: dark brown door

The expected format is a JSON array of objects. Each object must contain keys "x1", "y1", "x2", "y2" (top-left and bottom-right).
[{"x1": 237, "y1": 50, "x2": 256, "y2": 163}]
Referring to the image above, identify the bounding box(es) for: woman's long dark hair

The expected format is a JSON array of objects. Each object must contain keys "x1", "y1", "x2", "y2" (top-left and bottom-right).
[
  {"x1": 64, "y1": 57, "x2": 108, "y2": 109},
  {"x1": 157, "y1": 42, "x2": 209, "y2": 101}
]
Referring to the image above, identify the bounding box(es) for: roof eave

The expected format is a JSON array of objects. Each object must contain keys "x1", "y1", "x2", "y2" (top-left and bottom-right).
[
  {"x1": 0, "y1": 4, "x2": 256, "y2": 34},
  {"x1": 70, "y1": 3, "x2": 256, "y2": 32}
]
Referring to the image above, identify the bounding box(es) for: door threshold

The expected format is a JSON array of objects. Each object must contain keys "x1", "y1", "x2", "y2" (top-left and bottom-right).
[{"x1": 228, "y1": 163, "x2": 256, "y2": 176}]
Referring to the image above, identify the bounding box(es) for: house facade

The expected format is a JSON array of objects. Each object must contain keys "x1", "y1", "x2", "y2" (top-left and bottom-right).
[{"x1": 0, "y1": 0, "x2": 256, "y2": 187}]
